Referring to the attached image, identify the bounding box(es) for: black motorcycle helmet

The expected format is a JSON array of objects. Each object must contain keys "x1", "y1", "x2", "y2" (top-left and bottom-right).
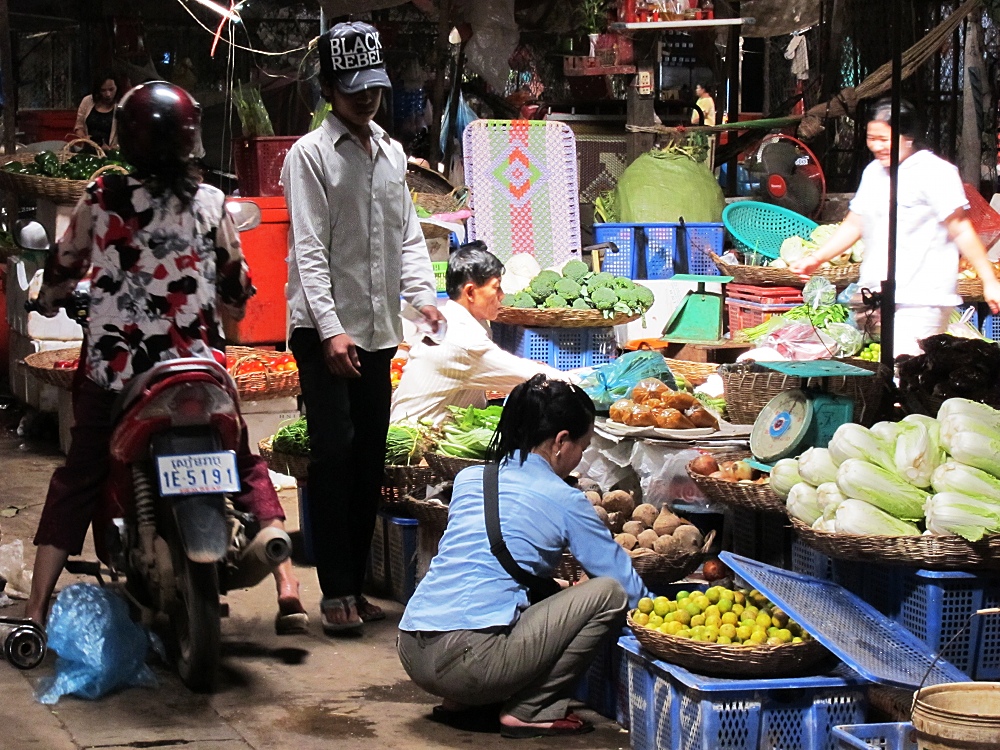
[{"x1": 117, "y1": 81, "x2": 202, "y2": 174}]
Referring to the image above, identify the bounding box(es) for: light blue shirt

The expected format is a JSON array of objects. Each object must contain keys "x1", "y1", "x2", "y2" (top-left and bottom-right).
[{"x1": 400, "y1": 453, "x2": 649, "y2": 632}]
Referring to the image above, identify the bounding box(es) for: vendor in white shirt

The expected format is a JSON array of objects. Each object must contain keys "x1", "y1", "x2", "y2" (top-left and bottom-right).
[
  {"x1": 390, "y1": 245, "x2": 567, "y2": 424},
  {"x1": 790, "y1": 97, "x2": 1000, "y2": 357}
]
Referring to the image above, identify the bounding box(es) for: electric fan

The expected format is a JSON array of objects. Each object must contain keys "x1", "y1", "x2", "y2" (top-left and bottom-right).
[{"x1": 745, "y1": 133, "x2": 826, "y2": 218}]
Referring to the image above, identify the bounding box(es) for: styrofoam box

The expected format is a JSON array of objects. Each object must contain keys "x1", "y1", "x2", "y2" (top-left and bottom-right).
[
  {"x1": 241, "y1": 397, "x2": 300, "y2": 455},
  {"x1": 615, "y1": 279, "x2": 724, "y2": 346},
  {"x1": 8, "y1": 330, "x2": 80, "y2": 412},
  {"x1": 5, "y1": 257, "x2": 84, "y2": 340}
]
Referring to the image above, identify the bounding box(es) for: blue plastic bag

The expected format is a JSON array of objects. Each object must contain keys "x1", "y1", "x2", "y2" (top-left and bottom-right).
[
  {"x1": 36, "y1": 583, "x2": 156, "y2": 704},
  {"x1": 580, "y1": 350, "x2": 676, "y2": 409}
]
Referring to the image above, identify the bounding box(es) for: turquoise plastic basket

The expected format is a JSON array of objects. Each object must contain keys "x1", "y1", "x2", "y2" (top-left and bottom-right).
[{"x1": 722, "y1": 201, "x2": 819, "y2": 260}]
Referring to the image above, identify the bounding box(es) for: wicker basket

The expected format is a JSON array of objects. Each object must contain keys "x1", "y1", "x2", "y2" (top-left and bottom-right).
[
  {"x1": 412, "y1": 186, "x2": 470, "y2": 216},
  {"x1": 720, "y1": 360, "x2": 885, "y2": 427},
  {"x1": 258, "y1": 436, "x2": 310, "y2": 481},
  {"x1": 406, "y1": 162, "x2": 454, "y2": 194},
  {"x1": 627, "y1": 529, "x2": 716, "y2": 588},
  {"x1": 404, "y1": 494, "x2": 450, "y2": 535},
  {"x1": 424, "y1": 452, "x2": 486, "y2": 480},
  {"x1": 627, "y1": 610, "x2": 830, "y2": 677},
  {"x1": 958, "y1": 277, "x2": 984, "y2": 301},
  {"x1": 22, "y1": 347, "x2": 82, "y2": 390},
  {"x1": 226, "y1": 346, "x2": 300, "y2": 401},
  {"x1": 555, "y1": 552, "x2": 586, "y2": 583},
  {"x1": 664, "y1": 358, "x2": 719, "y2": 387},
  {"x1": 494, "y1": 306, "x2": 640, "y2": 328},
  {"x1": 382, "y1": 464, "x2": 443, "y2": 503},
  {"x1": 687, "y1": 462, "x2": 784, "y2": 513},
  {"x1": 0, "y1": 140, "x2": 128, "y2": 204},
  {"x1": 710, "y1": 253, "x2": 860, "y2": 288},
  {"x1": 790, "y1": 517, "x2": 1000, "y2": 571}
]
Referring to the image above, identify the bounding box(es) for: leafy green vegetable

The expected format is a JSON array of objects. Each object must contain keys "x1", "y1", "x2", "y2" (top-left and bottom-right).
[
  {"x1": 272, "y1": 417, "x2": 310, "y2": 456},
  {"x1": 437, "y1": 406, "x2": 503, "y2": 459},
  {"x1": 386, "y1": 423, "x2": 435, "y2": 466}
]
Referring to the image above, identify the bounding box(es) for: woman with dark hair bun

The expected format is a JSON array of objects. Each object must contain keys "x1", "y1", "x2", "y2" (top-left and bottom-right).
[
  {"x1": 398, "y1": 375, "x2": 648, "y2": 739},
  {"x1": 790, "y1": 97, "x2": 1000, "y2": 356},
  {"x1": 74, "y1": 73, "x2": 120, "y2": 148}
]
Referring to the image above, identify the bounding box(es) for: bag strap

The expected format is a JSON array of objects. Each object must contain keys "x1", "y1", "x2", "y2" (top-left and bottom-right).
[{"x1": 483, "y1": 461, "x2": 558, "y2": 593}]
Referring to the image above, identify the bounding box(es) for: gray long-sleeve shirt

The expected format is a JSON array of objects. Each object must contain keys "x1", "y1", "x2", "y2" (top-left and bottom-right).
[{"x1": 282, "y1": 114, "x2": 438, "y2": 351}]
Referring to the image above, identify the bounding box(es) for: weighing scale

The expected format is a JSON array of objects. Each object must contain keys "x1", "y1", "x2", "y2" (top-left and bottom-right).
[
  {"x1": 748, "y1": 360, "x2": 875, "y2": 465},
  {"x1": 660, "y1": 274, "x2": 733, "y2": 343}
]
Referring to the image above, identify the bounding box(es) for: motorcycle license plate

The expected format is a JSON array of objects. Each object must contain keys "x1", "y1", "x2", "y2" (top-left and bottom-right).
[{"x1": 156, "y1": 451, "x2": 241, "y2": 496}]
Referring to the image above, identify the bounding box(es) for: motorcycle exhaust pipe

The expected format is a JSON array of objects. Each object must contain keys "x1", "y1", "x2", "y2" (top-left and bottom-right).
[
  {"x1": 0, "y1": 618, "x2": 46, "y2": 670},
  {"x1": 225, "y1": 527, "x2": 292, "y2": 590}
]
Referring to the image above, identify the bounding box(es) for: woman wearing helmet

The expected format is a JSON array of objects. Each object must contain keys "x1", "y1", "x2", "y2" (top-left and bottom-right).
[{"x1": 25, "y1": 81, "x2": 308, "y2": 636}]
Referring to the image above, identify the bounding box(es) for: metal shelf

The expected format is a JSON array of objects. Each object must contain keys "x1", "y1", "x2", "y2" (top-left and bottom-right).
[{"x1": 610, "y1": 18, "x2": 747, "y2": 30}]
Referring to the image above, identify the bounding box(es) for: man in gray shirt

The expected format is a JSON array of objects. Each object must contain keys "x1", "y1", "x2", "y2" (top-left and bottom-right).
[{"x1": 283, "y1": 20, "x2": 443, "y2": 634}]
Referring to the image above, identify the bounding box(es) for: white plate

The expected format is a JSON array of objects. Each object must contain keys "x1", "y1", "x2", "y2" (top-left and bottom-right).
[
  {"x1": 156, "y1": 451, "x2": 241, "y2": 496},
  {"x1": 651, "y1": 426, "x2": 718, "y2": 439},
  {"x1": 600, "y1": 418, "x2": 718, "y2": 440}
]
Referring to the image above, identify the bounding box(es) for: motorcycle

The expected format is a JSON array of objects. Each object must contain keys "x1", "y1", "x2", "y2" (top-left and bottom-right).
[{"x1": 14, "y1": 201, "x2": 292, "y2": 691}]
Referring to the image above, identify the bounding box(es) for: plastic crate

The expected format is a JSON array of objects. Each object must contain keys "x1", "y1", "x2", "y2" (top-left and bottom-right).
[
  {"x1": 981, "y1": 312, "x2": 1000, "y2": 341},
  {"x1": 573, "y1": 629, "x2": 627, "y2": 722},
  {"x1": 491, "y1": 323, "x2": 617, "y2": 370},
  {"x1": 831, "y1": 723, "x2": 917, "y2": 750},
  {"x1": 366, "y1": 512, "x2": 419, "y2": 603},
  {"x1": 593, "y1": 223, "x2": 723, "y2": 279},
  {"x1": 726, "y1": 284, "x2": 804, "y2": 305},
  {"x1": 296, "y1": 486, "x2": 316, "y2": 566},
  {"x1": 791, "y1": 539, "x2": 834, "y2": 581},
  {"x1": 232, "y1": 136, "x2": 299, "y2": 197},
  {"x1": 728, "y1": 507, "x2": 793, "y2": 569},
  {"x1": 726, "y1": 298, "x2": 799, "y2": 334},
  {"x1": 619, "y1": 636, "x2": 867, "y2": 750},
  {"x1": 368, "y1": 513, "x2": 389, "y2": 592},
  {"x1": 432, "y1": 261, "x2": 448, "y2": 293}
]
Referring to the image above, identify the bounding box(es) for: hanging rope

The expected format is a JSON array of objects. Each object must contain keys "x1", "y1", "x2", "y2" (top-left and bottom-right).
[{"x1": 797, "y1": 0, "x2": 982, "y2": 139}]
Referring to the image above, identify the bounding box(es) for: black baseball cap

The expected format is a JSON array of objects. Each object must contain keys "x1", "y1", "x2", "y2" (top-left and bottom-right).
[{"x1": 319, "y1": 21, "x2": 392, "y2": 94}]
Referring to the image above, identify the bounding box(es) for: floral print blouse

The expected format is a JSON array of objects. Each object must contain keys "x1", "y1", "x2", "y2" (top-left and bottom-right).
[{"x1": 39, "y1": 175, "x2": 253, "y2": 391}]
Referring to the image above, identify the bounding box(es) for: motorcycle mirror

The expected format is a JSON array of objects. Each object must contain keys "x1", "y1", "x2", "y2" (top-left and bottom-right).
[
  {"x1": 225, "y1": 201, "x2": 262, "y2": 233},
  {"x1": 13, "y1": 220, "x2": 52, "y2": 251}
]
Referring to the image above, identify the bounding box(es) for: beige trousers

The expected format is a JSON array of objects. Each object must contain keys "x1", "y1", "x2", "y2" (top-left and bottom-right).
[{"x1": 397, "y1": 577, "x2": 628, "y2": 722}]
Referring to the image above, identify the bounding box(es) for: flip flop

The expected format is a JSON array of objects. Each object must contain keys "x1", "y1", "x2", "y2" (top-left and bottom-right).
[
  {"x1": 356, "y1": 595, "x2": 386, "y2": 622},
  {"x1": 320, "y1": 595, "x2": 363, "y2": 634},
  {"x1": 430, "y1": 703, "x2": 501, "y2": 733},
  {"x1": 275, "y1": 597, "x2": 309, "y2": 635},
  {"x1": 499, "y1": 713, "x2": 594, "y2": 739}
]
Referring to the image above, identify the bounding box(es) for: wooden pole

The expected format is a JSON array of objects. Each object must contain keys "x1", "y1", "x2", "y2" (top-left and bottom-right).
[{"x1": 0, "y1": 0, "x2": 17, "y2": 227}]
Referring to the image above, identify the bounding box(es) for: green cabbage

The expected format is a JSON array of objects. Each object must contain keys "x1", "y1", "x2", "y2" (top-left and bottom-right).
[{"x1": 604, "y1": 150, "x2": 725, "y2": 223}]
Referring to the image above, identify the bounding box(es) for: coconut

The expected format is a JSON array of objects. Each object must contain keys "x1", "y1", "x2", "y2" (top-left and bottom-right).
[
  {"x1": 636, "y1": 529, "x2": 659, "y2": 550},
  {"x1": 652, "y1": 508, "x2": 684, "y2": 536},
  {"x1": 672, "y1": 524, "x2": 704, "y2": 553},
  {"x1": 631, "y1": 503, "x2": 658, "y2": 528},
  {"x1": 585, "y1": 490, "x2": 603, "y2": 506},
  {"x1": 614, "y1": 532, "x2": 638, "y2": 551},
  {"x1": 653, "y1": 534, "x2": 682, "y2": 555},
  {"x1": 607, "y1": 512, "x2": 626, "y2": 535},
  {"x1": 577, "y1": 477, "x2": 602, "y2": 494},
  {"x1": 602, "y1": 490, "x2": 635, "y2": 516},
  {"x1": 622, "y1": 520, "x2": 646, "y2": 537},
  {"x1": 594, "y1": 505, "x2": 610, "y2": 528}
]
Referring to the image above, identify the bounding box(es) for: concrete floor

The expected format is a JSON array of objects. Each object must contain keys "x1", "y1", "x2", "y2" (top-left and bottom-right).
[{"x1": 0, "y1": 400, "x2": 629, "y2": 750}]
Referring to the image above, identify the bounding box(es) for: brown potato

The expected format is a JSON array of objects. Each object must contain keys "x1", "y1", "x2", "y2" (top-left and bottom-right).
[
  {"x1": 636, "y1": 529, "x2": 660, "y2": 550},
  {"x1": 614, "y1": 533, "x2": 638, "y2": 551},
  {"x1": 602, "y1": 490, "x2": 636, "y2": 516},
  {"x1": 631, "y1": 503, "x2": 659, "y2": 528}
]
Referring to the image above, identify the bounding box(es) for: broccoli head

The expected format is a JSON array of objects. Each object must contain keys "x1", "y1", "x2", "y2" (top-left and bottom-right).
[
  {"x1": 572, "y1": 297, "x2": 593, "y2": 310},
  {"x1": 543, "y1": 293, "x2": 569, "y2": 309},
  {"x1": 528, "y1": 272, "x2": 560, "y2": 302},
  {"x1": 561, "y1": 259, "x2": 591, "y2": 282},
  {"x1": 590, "y1": 286, "x2": 619, "y2": 311},
  {"x1": 615, "y1": 286, "x2": 640, "y2": 307},
  {"x1": 585, "y1": 272, "x2": 616, "y2": 292},
  {"x1": 554, "y1": 276, "x2": 582, "y2": 301},
  {"x1": 611, "y1": 276, "x2": 636, "y2": 290},
  {"x1": 634, "y1": 284, "x2": 654, "y2": 309},
  {"x1": 506, "y1": 291, "x2": 537, "y2": 309}
]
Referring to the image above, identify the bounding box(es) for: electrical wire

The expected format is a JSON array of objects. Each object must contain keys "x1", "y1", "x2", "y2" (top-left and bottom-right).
[{"x1": 174, "y1": 0, "x2": 313, "y2": 56}]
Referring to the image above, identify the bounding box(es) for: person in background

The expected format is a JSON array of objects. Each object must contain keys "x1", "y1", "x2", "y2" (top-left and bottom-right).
[
  {"x1": 282, "y1": 21, "x2": 443, "y2": 634},
  {"x1": 398, "y1": 375, "x2": 649, "y2": 738},
  {"x1": 74, "y1": 73, "x2": 120, "y2": 149},
  {"x1": 691, "y1": 83, "x2": 716, "y2": 126},
  {"x1": 390, "y1": 244, "x2": 568, "y2": 425},
  {"x1": 25, "y1": 81, "x2": 306, "y2": 634},
  {"x1": 790, "y1": 97, "x2": 1000, "y2": 357}
]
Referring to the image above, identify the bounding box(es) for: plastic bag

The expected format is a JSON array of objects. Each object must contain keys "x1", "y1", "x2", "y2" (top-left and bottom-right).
[
  {"x1": 947, "y1": 307, "x2": 987, "y2": 340},
  {"x1": 803, "y1": 276, "x2": 837, "y2": 309},
  {"x1": 824, "y1": 321, "x2": 864, "y2": 357},
  {"x1": 37, "y1": 584, "x2": 156, "y2": 704},
  {"x1": 577, "y1": 433, "x2": 635, "y2": 492},
  {"x1": 0, "y1": 540, "x2": 32, "y2": 598},
  {"x1": 579, "y1": 350, "x2": 675, "y2": 409},
  {"x1": 439, "y1": 90, "x2": 479, "y2": 154},
  {"x1": 761, "y1": 321, "x2": 838, "y2": 360},
  {"x1": 630, "y1": 444, "x2": 708, "y2": 508}
]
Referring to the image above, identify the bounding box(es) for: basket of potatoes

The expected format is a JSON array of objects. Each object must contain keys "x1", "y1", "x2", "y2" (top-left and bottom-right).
[
  {"x1": 582, "y1": 480, "x2": 715, "y2": 587},
  {"x1": 686, "y1": 453, "x2": 785, "y2": 514}
]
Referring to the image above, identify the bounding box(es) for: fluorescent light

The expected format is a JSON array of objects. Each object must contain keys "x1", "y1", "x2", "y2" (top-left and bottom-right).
[{"x1": 190, "y1": 0, "x2": 239, "y2": 22}]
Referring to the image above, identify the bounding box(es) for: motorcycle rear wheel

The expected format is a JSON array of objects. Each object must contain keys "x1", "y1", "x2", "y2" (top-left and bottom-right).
[{"x1": 170, "y1": 550, "x2": 221, "y2": 693}]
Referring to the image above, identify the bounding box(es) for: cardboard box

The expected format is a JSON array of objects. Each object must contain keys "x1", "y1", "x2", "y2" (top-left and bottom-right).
[{"x1": 241, "y1": 396, "x2": 300, "y2": 454}]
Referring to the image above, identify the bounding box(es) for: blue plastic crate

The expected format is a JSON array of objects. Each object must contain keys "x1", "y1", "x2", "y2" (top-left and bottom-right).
[
  {"x1": 791, "y1": 539, "x2": 834, "y2": 581},
  {"x1": 593, "y1": 222, "x2": 723, "y2": 279},
  {"x1": 728, "y1": 507, "x2": 793, "y2": 569},
  {"x1": 982, "y1": 312, "x2": 1000, "y2": 340},
  {"x1": 573, "y1": 629, "x2": 626, "y2": 721},
  {"x1": 297, "y1": 486, "x2": 316, "y2": 566},
  {"x1": 619, "y1": 636, "x2": 867, "y2": 750},
  {"x1": 831, "y1": 722, "x2": 917, "y2": 750},
  {"x1": 491, "y1": 323, "x2": 617, "y2": 370},
  {"x1": 366, "y1": 513, "x2": 419, "y2": 603}
]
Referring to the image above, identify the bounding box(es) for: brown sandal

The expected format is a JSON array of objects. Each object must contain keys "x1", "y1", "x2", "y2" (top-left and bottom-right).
[{"x1": 356, "y1": 595, "x2": 386, "y2": 622}]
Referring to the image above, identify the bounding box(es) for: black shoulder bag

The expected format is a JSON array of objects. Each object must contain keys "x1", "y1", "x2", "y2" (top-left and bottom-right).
[{"x1": 483, "y1": 461, "x2": 562, "y2": 605}]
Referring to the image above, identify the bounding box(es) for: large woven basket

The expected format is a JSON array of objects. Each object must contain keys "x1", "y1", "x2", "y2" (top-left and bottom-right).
[
  {"x1": 790, "y1": 518, "x2": 1000, "y2": 571},
  {"x1": 957, "y1": 277, "x2": 984, "y2": 301},
  {"x1": 555, "y1": 552, "x2": 586, "y2": 584},
  {"x1": 711, "y1": 252, "x2": 860, "y2": 288},
  {"x1": 627, "y1": 610, "x2": 829, "y2": 677},
  {"x1": 382, "y1": 464, "x2": 443, "y2": 503},
  {"x1": 22, "y1": 347, "x2": 82, "y2": 390},
  {"x1": 687, "y1": 463, "x2": 784, "y2": 513},
  {"x1": 226, "y1": 346, "x2": 300, "y2": 401},
  {"x1": 494, "y1": 306, "x2": 640, "y2": 328},
  {"x1": 720, "y1": 360, "x2": 885, "y2": 427},
  {"x1": 627, "y1": 529, "x2": 715, "y2": 588},
  {"x1": 412, "y1": 186, "x2": 470, "y2": 216},
  {"x1": 0, "y1": 140, "x2": 128, "y2": 204},
  {"x1": 258, "y1": 436, "x2": 310, "y2": 480},
  {"x1": 663, "y1": 358, "x2": 719, "y2": 387},
  {"x1": 405, "y1": 495, "x2": 450, "y2": 535},
  {"x1": 424, "y1": 452, "x2": 486, "y2": 480}
]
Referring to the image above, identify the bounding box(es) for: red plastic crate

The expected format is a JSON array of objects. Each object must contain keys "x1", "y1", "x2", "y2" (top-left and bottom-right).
[
  {"x1": 232, "y1": 136, "x2": 300, "y2": 197},
  {"x1": 726, "y1": 298, "x2": 798, "y2": 333},
  {"x1": 726, "y1": 284, "x2": 804, "y2": 305}
]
